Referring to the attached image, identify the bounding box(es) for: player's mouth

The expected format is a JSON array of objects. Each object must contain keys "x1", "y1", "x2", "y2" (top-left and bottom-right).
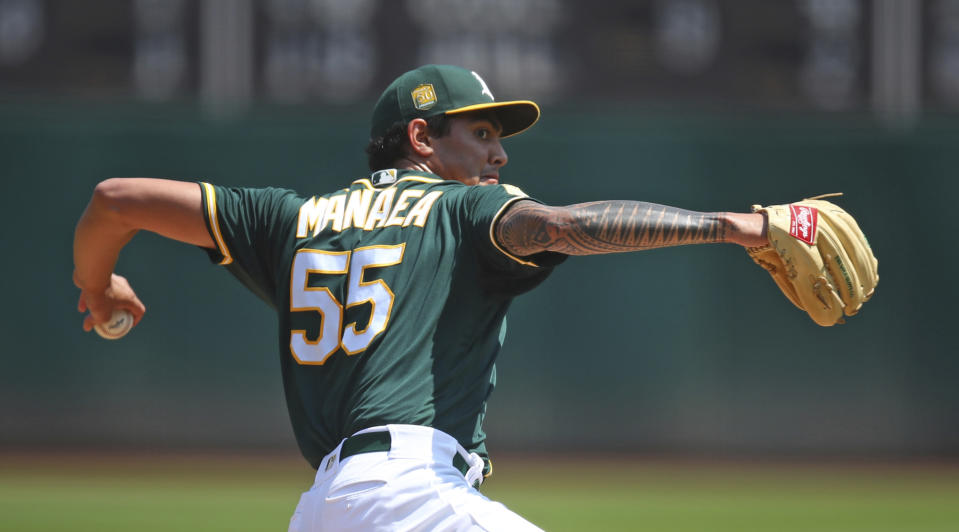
[{"x1": 479, "y1": 174, "x2": 499, "y2": 185}]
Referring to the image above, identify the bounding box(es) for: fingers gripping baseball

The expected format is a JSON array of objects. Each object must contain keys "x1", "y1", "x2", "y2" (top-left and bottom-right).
[
  {"x1": 75, "y1": 273, "x2": 146, "y2": 335},
  {"x1": 746, "y1": 196, "x2": 879, "y2": 326}
]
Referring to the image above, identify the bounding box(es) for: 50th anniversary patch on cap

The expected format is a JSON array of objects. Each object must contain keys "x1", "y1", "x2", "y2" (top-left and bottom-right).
[{"x1": 412, "y1": 84, "x2": 437, "y2": 110}]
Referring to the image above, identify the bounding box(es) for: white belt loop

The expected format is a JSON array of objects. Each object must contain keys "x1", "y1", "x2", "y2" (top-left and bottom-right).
[{"x1": 464, "y1": 451, "x2": 485, "y2": 488}]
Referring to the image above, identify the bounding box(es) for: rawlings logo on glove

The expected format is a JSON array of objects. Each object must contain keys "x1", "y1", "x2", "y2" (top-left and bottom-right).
[
  {"x1": 789, "y1": 205, "x2": 817, "y2": 245},
  {"x1": 747, "y1": 194, "x2": 878, "y2": 326}
]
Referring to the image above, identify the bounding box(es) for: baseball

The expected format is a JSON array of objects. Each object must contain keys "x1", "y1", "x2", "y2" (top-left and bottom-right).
[{"x1": 94, "y1": 309, "x2": 134, "y2": 340}]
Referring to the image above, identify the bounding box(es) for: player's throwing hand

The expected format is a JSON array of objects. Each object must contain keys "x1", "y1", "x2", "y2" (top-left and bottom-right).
[{"x1": 74, "y1": 271, "x2": 146, "y2": 334}]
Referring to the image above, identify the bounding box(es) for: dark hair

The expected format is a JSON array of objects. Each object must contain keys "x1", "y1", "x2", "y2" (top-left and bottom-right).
[{"x1": 366, "y1": 114, "x2": 452, "y2": 171}]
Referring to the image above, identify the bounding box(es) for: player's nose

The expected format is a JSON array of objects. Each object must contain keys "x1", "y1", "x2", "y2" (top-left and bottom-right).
[{"x1": 490, "y1": 141, "x2": 508, "y2": 168}]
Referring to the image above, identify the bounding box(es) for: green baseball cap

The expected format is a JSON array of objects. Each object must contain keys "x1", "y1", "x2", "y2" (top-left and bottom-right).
[{"x1": 370, "y1": 64, "x2": 540, "y2": 139}]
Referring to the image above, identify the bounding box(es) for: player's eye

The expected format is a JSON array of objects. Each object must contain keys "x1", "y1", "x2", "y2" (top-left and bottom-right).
[{"x1": 476, "y1": 128, "x2": 490, "y2": 140}]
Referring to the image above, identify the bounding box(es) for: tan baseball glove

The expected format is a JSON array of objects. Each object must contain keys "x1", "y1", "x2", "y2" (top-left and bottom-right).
[{"x1": 746, "y1": 194, "x2": 878, "y2": 326}]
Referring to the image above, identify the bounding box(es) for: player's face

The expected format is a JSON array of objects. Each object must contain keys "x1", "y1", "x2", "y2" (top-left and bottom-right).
[{"x1": 428, "y1": 115, "x2": 508, "y2": 186}]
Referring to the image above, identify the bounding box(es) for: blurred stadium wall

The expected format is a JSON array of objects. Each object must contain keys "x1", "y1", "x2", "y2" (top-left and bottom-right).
[{"x1": 1, "y1": 0, "x2": 956, "y2": 457}]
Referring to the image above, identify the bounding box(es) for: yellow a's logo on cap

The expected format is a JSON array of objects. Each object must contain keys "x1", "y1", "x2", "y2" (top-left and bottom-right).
[{"x1": 412, "y1": 84, "x2": 437, "y2": 110}]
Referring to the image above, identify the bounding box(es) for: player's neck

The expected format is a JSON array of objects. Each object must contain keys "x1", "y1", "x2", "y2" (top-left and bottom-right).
[{"x1": 395, "y1": 158, "x2": 433, "y2": 175}]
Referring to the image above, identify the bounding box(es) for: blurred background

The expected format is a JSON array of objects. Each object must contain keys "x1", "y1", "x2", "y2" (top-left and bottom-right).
[{"x1": 1, "y1": 0, "x2": 957, "y2": 463}]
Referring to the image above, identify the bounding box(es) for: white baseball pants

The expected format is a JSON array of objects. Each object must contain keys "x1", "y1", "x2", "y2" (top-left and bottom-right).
[{"x1": 288, "y1": 425, "x2": 542, "y2": 532}]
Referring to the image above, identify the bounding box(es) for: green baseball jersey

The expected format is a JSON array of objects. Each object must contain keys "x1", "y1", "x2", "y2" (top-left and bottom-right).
[{"x1": 199, "y1": 169, "x2": 564, "y2": 470}]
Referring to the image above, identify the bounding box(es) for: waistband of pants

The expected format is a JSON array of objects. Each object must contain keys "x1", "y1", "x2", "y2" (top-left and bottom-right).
[
  {"x1": 341, "y1": 430, "x2": 471, "y2": 476},
  {"x1": 328, "y1": 425, "x2": 487, "y2": 488}
]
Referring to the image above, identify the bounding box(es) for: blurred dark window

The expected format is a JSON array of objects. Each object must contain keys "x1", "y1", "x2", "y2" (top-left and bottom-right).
[{"x1": 0, "y1": 0, "x2": 942, "y2": 115}]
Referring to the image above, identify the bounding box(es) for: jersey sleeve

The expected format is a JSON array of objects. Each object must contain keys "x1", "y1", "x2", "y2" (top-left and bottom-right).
[
  {"x1": 460, "y1": 184, "x2": 567, "y2": 294},
  {"x1": 198, "y1": 182, "x2": 302, "y2": 307}
]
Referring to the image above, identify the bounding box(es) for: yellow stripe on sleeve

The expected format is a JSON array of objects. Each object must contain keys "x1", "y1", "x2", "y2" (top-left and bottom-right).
[
  {"x1": 489, "y1": 196, "x2": 540, "y2": 268},
  {"x1": 201, "y1": 182, "x2": 234, "y2": 265}
]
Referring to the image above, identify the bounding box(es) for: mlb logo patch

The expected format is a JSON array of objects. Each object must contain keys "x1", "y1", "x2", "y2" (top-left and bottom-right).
[
  {"x1": 789, "y1": 204, "x2": 818, "y2": 245},
  {"x1": 371, "y1": 169, "x2": 397, "y2": 186},
  {"x1": 411, "y1": 84, "x2": 437, "y2": 110}
]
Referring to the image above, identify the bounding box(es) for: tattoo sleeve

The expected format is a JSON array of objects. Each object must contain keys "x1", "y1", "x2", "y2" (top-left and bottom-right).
[{"x1": 495, "y1": 200, "x2": 729, "y2": 256}]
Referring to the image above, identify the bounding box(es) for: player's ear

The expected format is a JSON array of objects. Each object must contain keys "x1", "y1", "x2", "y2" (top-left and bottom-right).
[{"x1": 407, "y1": 118, "x2": 434, "y2": 157}]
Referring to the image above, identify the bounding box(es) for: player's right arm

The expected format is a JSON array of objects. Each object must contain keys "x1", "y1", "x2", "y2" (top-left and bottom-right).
[
  {"x1": 73, "y1": 178, "x2": 214, "y2": 331},
  {"x1": 493, "y1": 199, "x2": 768, "y2": 257}
]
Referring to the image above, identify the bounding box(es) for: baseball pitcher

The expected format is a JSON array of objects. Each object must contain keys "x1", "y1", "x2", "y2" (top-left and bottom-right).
[{"x1": 73, "y1": 65, "x2": 877, "y2": 531}]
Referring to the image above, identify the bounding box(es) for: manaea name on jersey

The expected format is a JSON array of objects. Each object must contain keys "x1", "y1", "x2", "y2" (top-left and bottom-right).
[{"x1": 296, "y1": 186, "x2": 444, "y2": 238}]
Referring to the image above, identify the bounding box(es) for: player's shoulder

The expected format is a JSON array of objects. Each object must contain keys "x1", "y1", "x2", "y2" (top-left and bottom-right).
[
  {"x1": 203, "y1": 182, "x2": 306, "y2": 214},
  {"x1": 459, "y1": 183, "x2": 532, "y2": 207}
]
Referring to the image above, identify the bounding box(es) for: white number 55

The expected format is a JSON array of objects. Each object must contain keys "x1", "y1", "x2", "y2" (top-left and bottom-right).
[{"x1": 289, "y1": 244, "x2": 404, "y2": 365}]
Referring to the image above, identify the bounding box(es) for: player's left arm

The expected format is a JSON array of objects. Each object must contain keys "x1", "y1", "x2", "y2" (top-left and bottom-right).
[{"x1": 494, "y1": 199, "x2": 768, "y2": 256}]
